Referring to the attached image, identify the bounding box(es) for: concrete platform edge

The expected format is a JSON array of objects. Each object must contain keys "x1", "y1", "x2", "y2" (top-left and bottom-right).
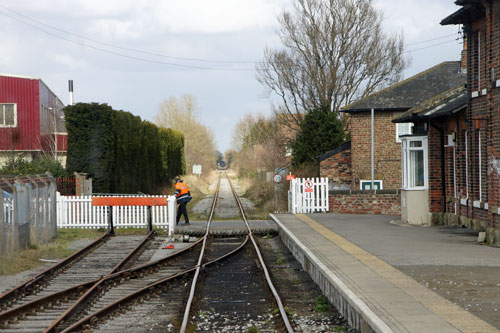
[{"x1": 270, "y1": 213, "x2": 391, "y2": 333}]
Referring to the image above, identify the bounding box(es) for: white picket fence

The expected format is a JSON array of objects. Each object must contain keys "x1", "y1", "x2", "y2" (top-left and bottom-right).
[
  {"x1": 56, "y1": 193, "x2": 177, "y2": 234},
  {"x1": 289, "y1": 177, "x2": 329, "y2": 214}
]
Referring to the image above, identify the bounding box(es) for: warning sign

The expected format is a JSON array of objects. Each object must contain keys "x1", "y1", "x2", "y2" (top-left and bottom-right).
[
  {"x1": 304, "y1": 180, "x2": 313, "y2": 193},
  {"x1": 273, "y1": 174, "x2": 282, "y2": 183},
  {"x1": 286, "y1": 174, "x2": 295, "y2": 181}
]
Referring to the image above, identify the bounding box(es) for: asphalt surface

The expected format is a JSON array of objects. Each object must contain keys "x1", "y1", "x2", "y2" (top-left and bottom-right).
[
  {"x1": 307, "y1": 213, "x2": 500, "y2": 267},
  {"x1": 303, "y1": 213, "x2": 500, "y2": 329}
]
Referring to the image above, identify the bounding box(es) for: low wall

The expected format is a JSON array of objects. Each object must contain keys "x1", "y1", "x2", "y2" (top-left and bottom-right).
[{"x1": 329, "y1": 189, "x2": 401, "y2": 215}]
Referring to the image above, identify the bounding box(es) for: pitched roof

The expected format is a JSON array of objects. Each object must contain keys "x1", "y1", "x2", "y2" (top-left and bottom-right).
[
  {"x1": 317, "y1": 141, "x2": 351, "y2": 162},
  {"x1": 342, "y1": 61, "x2": 466, "y2": 112},
  {"x1": 392, "y1": 85, "x2": 466, "y2": 123},
  {"x1": 441, "y1": 1, "x2": 485, "y2": 25}
]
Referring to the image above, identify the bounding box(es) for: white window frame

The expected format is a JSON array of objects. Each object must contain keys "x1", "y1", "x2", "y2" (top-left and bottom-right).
[
  {"x1": 0, "y1": 103, "x2": 17, "y2": 128},
  {"x1": 396, "y1": 122, "x2": 414, "y2": 143},
  {"x1": 401, "y1": 136, "x2": 428, "y2": 190}
]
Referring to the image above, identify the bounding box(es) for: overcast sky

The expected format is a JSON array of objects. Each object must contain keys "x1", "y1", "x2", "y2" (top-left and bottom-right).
[{"x1": 0, "y1": 0, "x2": 463, "y2": 152}]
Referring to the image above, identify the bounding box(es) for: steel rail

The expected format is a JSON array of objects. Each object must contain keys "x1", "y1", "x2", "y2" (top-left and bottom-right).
[
  {"x1": 43, "y1": 230, "x2": 156, "y2": 333},
  {"x1": 61, "y1": 234, "x2": 249, "y2": 333},
  {"x1": 180, "y1": 175, "x2": 221, "y2": 332},
  {"x1": 0, "y1": 232, "x2": 205, "y2": 326},
  {"x1": 0, "y1": 232, "x2": 110, "y2": 311},
  {"x1": 227, "y1": 172, "x2": 294, "y2": 333}
]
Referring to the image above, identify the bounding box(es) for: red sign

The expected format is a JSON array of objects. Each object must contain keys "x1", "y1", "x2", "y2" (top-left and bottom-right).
[
  {"x1": 286, "y1": 174, "x2": 296, "y2": 181},
  {"x1": 92, "y1": 197, "x2": 168, "y2": 206},
  {"x1": 304, "y1": 180, "x2": 314, "y2": 193}
]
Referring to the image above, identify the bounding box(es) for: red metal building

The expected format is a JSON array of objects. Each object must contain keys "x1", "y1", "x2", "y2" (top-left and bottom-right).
[{"x1": 0, "y1": 73, "x2": 67, "y2": 165}]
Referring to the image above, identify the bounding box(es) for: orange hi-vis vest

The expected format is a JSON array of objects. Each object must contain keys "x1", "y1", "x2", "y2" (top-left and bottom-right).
[{"x1": 175, "y1": 182, "x2": 190, "y2": 197}]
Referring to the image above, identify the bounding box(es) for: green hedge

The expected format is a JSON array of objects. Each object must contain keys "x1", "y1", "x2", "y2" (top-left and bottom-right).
[{"x1": 64, "y1": 103, "x2": 185, "y2": 194}]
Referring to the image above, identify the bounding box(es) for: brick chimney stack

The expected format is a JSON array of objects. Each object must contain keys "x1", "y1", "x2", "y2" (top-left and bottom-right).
[{"x1": 461, "y1": 36, "x2": 467, "y2": 73}]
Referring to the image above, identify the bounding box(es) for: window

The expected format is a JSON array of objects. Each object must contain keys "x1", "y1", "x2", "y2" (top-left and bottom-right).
[
  {"x1": 360, "y1": 180, "x2": 383, "y2": 190},
  {"x1": 0, "y1": 104, "x2": 17, "y2": 127},
  {"x1": 401, "y1": 136, "x2": 428, "y2": 190},
  {"x1": 396, "y1": 122, "x2": 413, "y2": 143}
]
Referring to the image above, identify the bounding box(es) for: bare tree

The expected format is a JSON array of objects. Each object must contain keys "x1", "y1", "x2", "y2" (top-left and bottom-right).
[
  {"x1": 231, "y1": 113, "x2": 285, "y2": 173},
  {"x1": 257, "y1": 0, "x2": 408, "y2": 127},
  {"x1": 155, "y1": 94, "x2": 216, "y2": 174}
]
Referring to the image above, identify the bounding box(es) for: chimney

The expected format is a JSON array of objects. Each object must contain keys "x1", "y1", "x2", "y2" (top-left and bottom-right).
[
  {"x1": 68, "y1": 80, "x2": 74, "y2": 105},
  {"x1": 461, "y1": 36, "x2": 467, "y2": 73}
]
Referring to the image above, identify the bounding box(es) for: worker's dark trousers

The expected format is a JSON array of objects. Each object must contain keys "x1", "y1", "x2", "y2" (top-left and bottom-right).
[{"x1": 176, "y1": 202, "x2": 189, "y2": 224}]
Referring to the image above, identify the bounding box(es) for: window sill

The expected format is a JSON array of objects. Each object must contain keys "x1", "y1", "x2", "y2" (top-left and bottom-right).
[
  {"x1": 472, "y1": 91, "x2": 479, "y2": 98},
  {"x1": 472, "y1": 200, "x2": 488, "y2": 210},
  {"x1": 401, "y1": 187, "x2": 427, "y2": 191},
  {"x1": 460, "y1": 198, "x2": 468, "y2": 206}
]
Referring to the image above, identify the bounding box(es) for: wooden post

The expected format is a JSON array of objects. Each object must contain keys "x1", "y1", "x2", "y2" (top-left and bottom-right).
[
  {"x1": 108, "y1": 206, "x2": 114, "y2": 235},
  {"x1": 147, "y1": 206, "x2": 153, "y2": 232}
]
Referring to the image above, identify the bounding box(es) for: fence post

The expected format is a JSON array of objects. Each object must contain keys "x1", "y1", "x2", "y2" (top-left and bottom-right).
[
  {"x1": 108, "y1": 206, "x2": 115, "y2": 235},
  {"x1": 147, "y1": 206, "x2": 153, "y2": 232},
  {"x1": 167, "y1": 196, "x2": 176, "y2": 236}
]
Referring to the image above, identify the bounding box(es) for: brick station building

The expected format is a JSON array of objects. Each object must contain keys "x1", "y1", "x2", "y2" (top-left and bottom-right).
[
  {"x1": 320, "y1": 62, "x2": 466, "y2": 191},
  {"x1": 390, "y1": 1, "x2": 500, "y2": 242}
]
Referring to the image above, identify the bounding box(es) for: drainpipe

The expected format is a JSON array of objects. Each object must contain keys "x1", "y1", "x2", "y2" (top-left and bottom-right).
[{"x1": 430, "y1": 121, "x2": 446, "y2": 213}]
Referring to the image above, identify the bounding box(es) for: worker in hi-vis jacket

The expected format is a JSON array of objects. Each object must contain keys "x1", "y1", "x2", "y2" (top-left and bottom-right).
[{"x1": 174, "y1": 176, "x2": 192, "y2": 225}]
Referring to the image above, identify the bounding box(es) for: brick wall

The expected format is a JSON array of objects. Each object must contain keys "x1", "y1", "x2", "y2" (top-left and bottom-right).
[
  {"x1": 466, "y1": 2, "x2": 500, "y2": 231},
  {"x1": 329, "y1": 190, "x2": 401, "y2": 215},
  {"x1": 320, "y1": 147, "x2": 352, "y2": 186},
  {"x1": 432, "y1": 2, "x2": 500, "y2": 244},
  {"x1": 350, "y1": 111, "x2": 403, "y2": 189}
]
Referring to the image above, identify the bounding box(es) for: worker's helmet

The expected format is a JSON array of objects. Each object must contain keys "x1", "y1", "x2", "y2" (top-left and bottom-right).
[{"x1": 174, "y1": 176, "x2": 181, "y2": 182}]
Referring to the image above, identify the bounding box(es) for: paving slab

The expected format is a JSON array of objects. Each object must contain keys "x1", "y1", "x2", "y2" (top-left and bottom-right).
[{"x1": 270, "y1": 213, "x2": 499, "y2": 333}]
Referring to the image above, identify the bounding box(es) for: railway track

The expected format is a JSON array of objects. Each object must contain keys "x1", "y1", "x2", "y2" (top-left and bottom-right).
[
  {"x1": 0, "y1": 233, "x2": 109, "y2": 313},
  {"x1": 0, "y1": 232, "x2": 155, "y2": 332},
  {"x1": 181, "y1": 173, "x2": 293, "y2": 332},
  {"x1": 1, "y1": 173, "x2": 294, "y2": 332}
]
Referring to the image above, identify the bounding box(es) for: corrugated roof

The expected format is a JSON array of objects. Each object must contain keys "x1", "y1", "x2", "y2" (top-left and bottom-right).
[
  {"x1": 393, "y1": 85, "x2": 466, "y2": 123},
  {"x1": 342, "y1": 61, "x2": 466, "y2": 112},
  {"x1": 0, "y1": 73, "x2": 40, "y2": 80}
]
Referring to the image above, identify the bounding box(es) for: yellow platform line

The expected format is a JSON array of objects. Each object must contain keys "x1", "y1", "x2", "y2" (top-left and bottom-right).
[{"x1": 295, "y1": 214, "x2": 499, "y2": 333}]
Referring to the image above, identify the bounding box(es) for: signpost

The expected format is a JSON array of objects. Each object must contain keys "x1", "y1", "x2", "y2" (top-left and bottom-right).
[{"x1": 192, "y1": 165, "x2": 202, "y2": 175}]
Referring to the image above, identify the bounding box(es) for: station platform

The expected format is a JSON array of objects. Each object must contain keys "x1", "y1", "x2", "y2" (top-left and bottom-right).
[{"x1": 270, "y1": 213, "x2": 500, "y2": 333}]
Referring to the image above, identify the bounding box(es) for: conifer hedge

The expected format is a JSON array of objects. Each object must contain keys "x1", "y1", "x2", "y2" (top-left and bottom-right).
[{"x1": 64, "y1": 103, "x2": 185, "y2": 194}]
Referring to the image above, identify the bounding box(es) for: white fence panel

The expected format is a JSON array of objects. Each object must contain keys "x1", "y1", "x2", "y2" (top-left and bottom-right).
[
  {"x1": 289, "y1": 177, "x2": 329, "y2": 214},
  {"x1": 56, "y1": 193, "x2": 177, "y2": 234}
]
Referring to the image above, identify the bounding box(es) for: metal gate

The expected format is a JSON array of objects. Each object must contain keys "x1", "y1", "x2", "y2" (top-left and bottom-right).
[{"x1": 289, "y1": 177, "x2": 329, "y2": 213}]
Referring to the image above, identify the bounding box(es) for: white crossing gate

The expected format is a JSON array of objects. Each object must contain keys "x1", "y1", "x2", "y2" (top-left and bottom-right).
[
  {"x1": 289, "y1": 177, "x2": 329, "y2": 214},
  {"x1": 56, "y1": 193, "x2": 177, "y2": 234}
]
